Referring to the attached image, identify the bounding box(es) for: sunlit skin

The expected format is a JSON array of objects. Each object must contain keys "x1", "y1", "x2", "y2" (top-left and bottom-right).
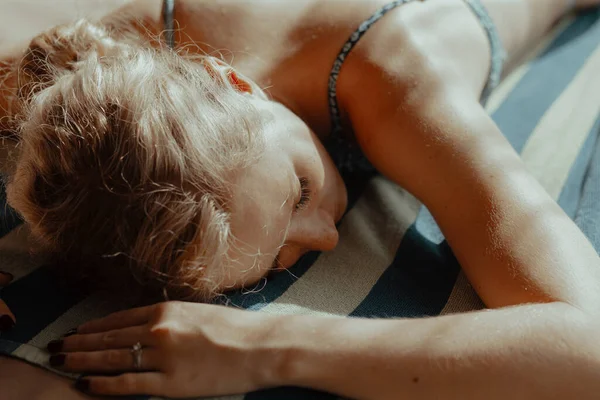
[
  {"x1": 1, "y1": 0, "x2": 600, "y2": 399},
  {"x1": 220, "y1": 100, "x2": 347, "y2": 289}
]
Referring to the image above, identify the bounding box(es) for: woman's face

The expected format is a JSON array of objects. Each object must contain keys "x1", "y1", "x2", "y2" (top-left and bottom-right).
[{"x1": 213, "y1": 99, "x2": 348, "y2": 290}]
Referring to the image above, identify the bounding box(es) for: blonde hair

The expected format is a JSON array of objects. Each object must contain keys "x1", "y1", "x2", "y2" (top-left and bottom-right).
[{"x1": 4, "y1": 19, "x2": 266, "y2": 301}]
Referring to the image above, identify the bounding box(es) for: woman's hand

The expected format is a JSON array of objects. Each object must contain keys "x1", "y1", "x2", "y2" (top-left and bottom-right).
[{"x1": 46, "y1": 301, "x2": 283, "y2": 398}]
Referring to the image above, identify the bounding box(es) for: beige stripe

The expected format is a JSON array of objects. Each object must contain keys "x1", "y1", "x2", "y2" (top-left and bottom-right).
[
  {"x1": 260, "y1": 176, "x2": 421, "y2": 316},
  {"x1": 439, "y1": 270, "x2": 485, "y2": 315},
  {"x1": 485, "y1": 16, "x2": 574, "y2": 115},
  {"x1": 520, "y1": 45, "x2": 600, "y2": 199},
  {"x1": 442, "y1": 39, "x2": 600, "y2": 316}
]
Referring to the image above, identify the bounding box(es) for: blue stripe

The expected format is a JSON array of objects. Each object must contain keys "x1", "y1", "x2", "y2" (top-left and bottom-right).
[
  {"x1": 574, "y1": 120, "x2": 600, "y2": 251},
  {"x1": 224, "y1": 251, "x2": 321, "y2": 310},
  {"x1": 350, "y1": 225, "x2": 460, "y2": 318},
  {"x1": 0, "y1": 183, "x2": 22, "y2": 239},
  {"x1": 245, "y1": 387, "x2": 338, "y2": 400},
  {"x1": 0, "y1": 265, "x2": 86, "y2": 345},
  {"x1": 557, "y1": 116, "x2": 600, "y2": 218},
  {"x1": 0, "y1": 339, "x2": 21, "y2": 355},
  {"x1": 493, "y1": 11, "x2": 600, "y2": 153}
]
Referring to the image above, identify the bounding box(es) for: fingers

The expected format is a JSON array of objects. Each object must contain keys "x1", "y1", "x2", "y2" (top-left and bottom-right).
[
  {"x1": 75, "y1": 372, "x2": 168, "y2": 397},
  {"x1": 48, "y1": 325, "x2": 154, "y2": 353},
  {"x1": 77, "y1": 304, "x2": 156, "y2": 334},
  {"x1": 49, "y1": 347, "x2": 161, "y2": 373}
]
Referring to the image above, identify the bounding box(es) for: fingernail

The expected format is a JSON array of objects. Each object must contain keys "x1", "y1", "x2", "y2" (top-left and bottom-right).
[
  {"x1": 0, "y1": 271, "x2": 13, "y2": 280},
  {"x1": 47, "y1": 339, "x2": 63, "y2": 353},
  {"x1": 74, "y1": 378, "x2": 90, "y2": 393},
  {"x1": 0, "y1": 315, "x2": 15, "y2": 331},
  {"x1": 63, "y1": 328, "x2": 77, "y2": 337},
  {"x1": 49, "y1": 354, "x2": 65, "y2": 367}
]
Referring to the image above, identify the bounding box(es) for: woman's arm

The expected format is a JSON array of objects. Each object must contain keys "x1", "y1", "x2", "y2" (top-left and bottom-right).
[
  {"x1": 335, "y1": 0, "x2": 600, "y2": 313},
  {"x1": 274, "y1": 302, "x2": 600, "y2": 399},
  {"x1": 351, "y1": 79, "x2": 600, "y2": 312},
  {"x1": 53, "y1": 301, "x2": 600, "y2": 399}
]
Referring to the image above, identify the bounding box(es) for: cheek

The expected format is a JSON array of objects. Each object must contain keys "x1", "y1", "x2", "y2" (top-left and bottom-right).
[
  {"x1": 214, "y1": 257, "x2": 270, "y2": 292},
  {"x1": 316, "y1": 143, "x2": 348, "y2": 220},
  {"x1": 276, "y1": 244, "x2": 306, "y2": 270}
]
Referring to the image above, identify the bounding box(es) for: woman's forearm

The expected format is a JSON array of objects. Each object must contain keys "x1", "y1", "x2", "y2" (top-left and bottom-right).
[
  {"x1": 265, "y1": 303, "x2": 600, "y2": 400},
  {"x1": 432, "y1": 112, "x2": 600, "y2": 312}
]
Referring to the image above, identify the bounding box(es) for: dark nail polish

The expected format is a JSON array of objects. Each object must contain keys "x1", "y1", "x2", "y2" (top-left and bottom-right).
[
  {"x1": 0, "y1": 315, "x2": 15, "y2": 331},
  {"x1": 0, "y1": 271, "x2": 13, "y2": 280},
  {"x1": 63, "y1": 328, "x2": 78, "y2": 337},
  {"x1": 47, "y1": 339, "x2": 63, "y2": 353},
  {"x1": 74, "y1": 378, "x2": 90, "y2": 393},
  {"x1": 49, "y1": 354, "x2": 66, "y2": 367}
]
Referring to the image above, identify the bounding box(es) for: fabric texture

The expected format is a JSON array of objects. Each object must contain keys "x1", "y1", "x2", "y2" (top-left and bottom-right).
[{"x1": 0, "y1": 8, "x2": 599, "y2": 400}]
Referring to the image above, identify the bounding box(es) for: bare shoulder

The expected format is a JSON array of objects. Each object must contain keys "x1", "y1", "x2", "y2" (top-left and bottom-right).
[
  {"x1": 338, "y1": 0, "x2": 491, "y2": 117},
  {"x1": 335, "y1": 0, "x2": 505, "y2": 188},
  {"x1": 0, "y1": 0, "x2": 144, "y2": 51}
]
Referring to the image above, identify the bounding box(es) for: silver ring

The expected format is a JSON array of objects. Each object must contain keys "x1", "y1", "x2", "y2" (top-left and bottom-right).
[{"x1": 131, "y1": 342, "x2": 143, "y2": 370}]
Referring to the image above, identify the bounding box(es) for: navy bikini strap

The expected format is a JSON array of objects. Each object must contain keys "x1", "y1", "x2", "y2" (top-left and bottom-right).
[
  {"x1": 163, "y1": 0, "x2": 175, "y2": 49},
  {"x1": 327, "y1": 0, "x2": 417, "y2": 136},
  {"x1": 327, "y1": 0, "x2": 506, "y2": 135},
  {"x1": 463, "y1": 0, "x2": 506, "y2": 106}
]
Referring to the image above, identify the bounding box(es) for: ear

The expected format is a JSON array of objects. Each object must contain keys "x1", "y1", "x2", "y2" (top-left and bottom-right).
[
  {"x1": 202, "y1": 58, "x2": 253, "y2": 94},
  {"x1": 226, "y1": 70, "x2": 253, "y2": 94}
]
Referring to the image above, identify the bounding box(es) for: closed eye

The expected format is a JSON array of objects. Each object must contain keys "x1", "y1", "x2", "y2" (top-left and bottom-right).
[
  {"x1": 295, "y1": 177, "x2": 311, "y2": 212},
  {"x1": 270, "y1": 177, "x2": 311, "y2": 274}
]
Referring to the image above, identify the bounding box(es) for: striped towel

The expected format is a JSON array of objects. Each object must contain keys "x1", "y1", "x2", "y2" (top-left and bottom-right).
[{"x1": 1, "y1": 10, "x2": 600, "y2": 400}]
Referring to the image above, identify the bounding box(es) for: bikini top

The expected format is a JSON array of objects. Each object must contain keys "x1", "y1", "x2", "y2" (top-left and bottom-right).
[{"x1": 162, "y1": 0, "x2": 505, "y2": 176}]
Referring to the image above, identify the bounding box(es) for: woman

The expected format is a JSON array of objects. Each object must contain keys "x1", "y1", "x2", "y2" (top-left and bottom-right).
[{"x1": 1, "y1": 0, "x2": 600, "y2": 398}]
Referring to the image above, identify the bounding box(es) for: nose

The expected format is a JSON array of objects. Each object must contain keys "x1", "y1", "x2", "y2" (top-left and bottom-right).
[
  {"x1": 275, "y1": 209, "x2": 339, "y2": 270},
  {"x1": 286, "y1": 208, "x2": 339, "y2": 252}
]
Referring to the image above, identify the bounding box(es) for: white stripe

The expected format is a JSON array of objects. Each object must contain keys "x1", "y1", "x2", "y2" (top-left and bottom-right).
[
  {"x1": 520, "y1": 45, "x2": 600, "y2": 199},
  {"x1": 11, "y1": 343, "x2": 78, "y2": 379},
  {"x1": 260, "y1": 177, "x2": 421, "y2": 316},
  {"x1": 439, "y1": 270, "x2": 485, "y2": 315}
]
